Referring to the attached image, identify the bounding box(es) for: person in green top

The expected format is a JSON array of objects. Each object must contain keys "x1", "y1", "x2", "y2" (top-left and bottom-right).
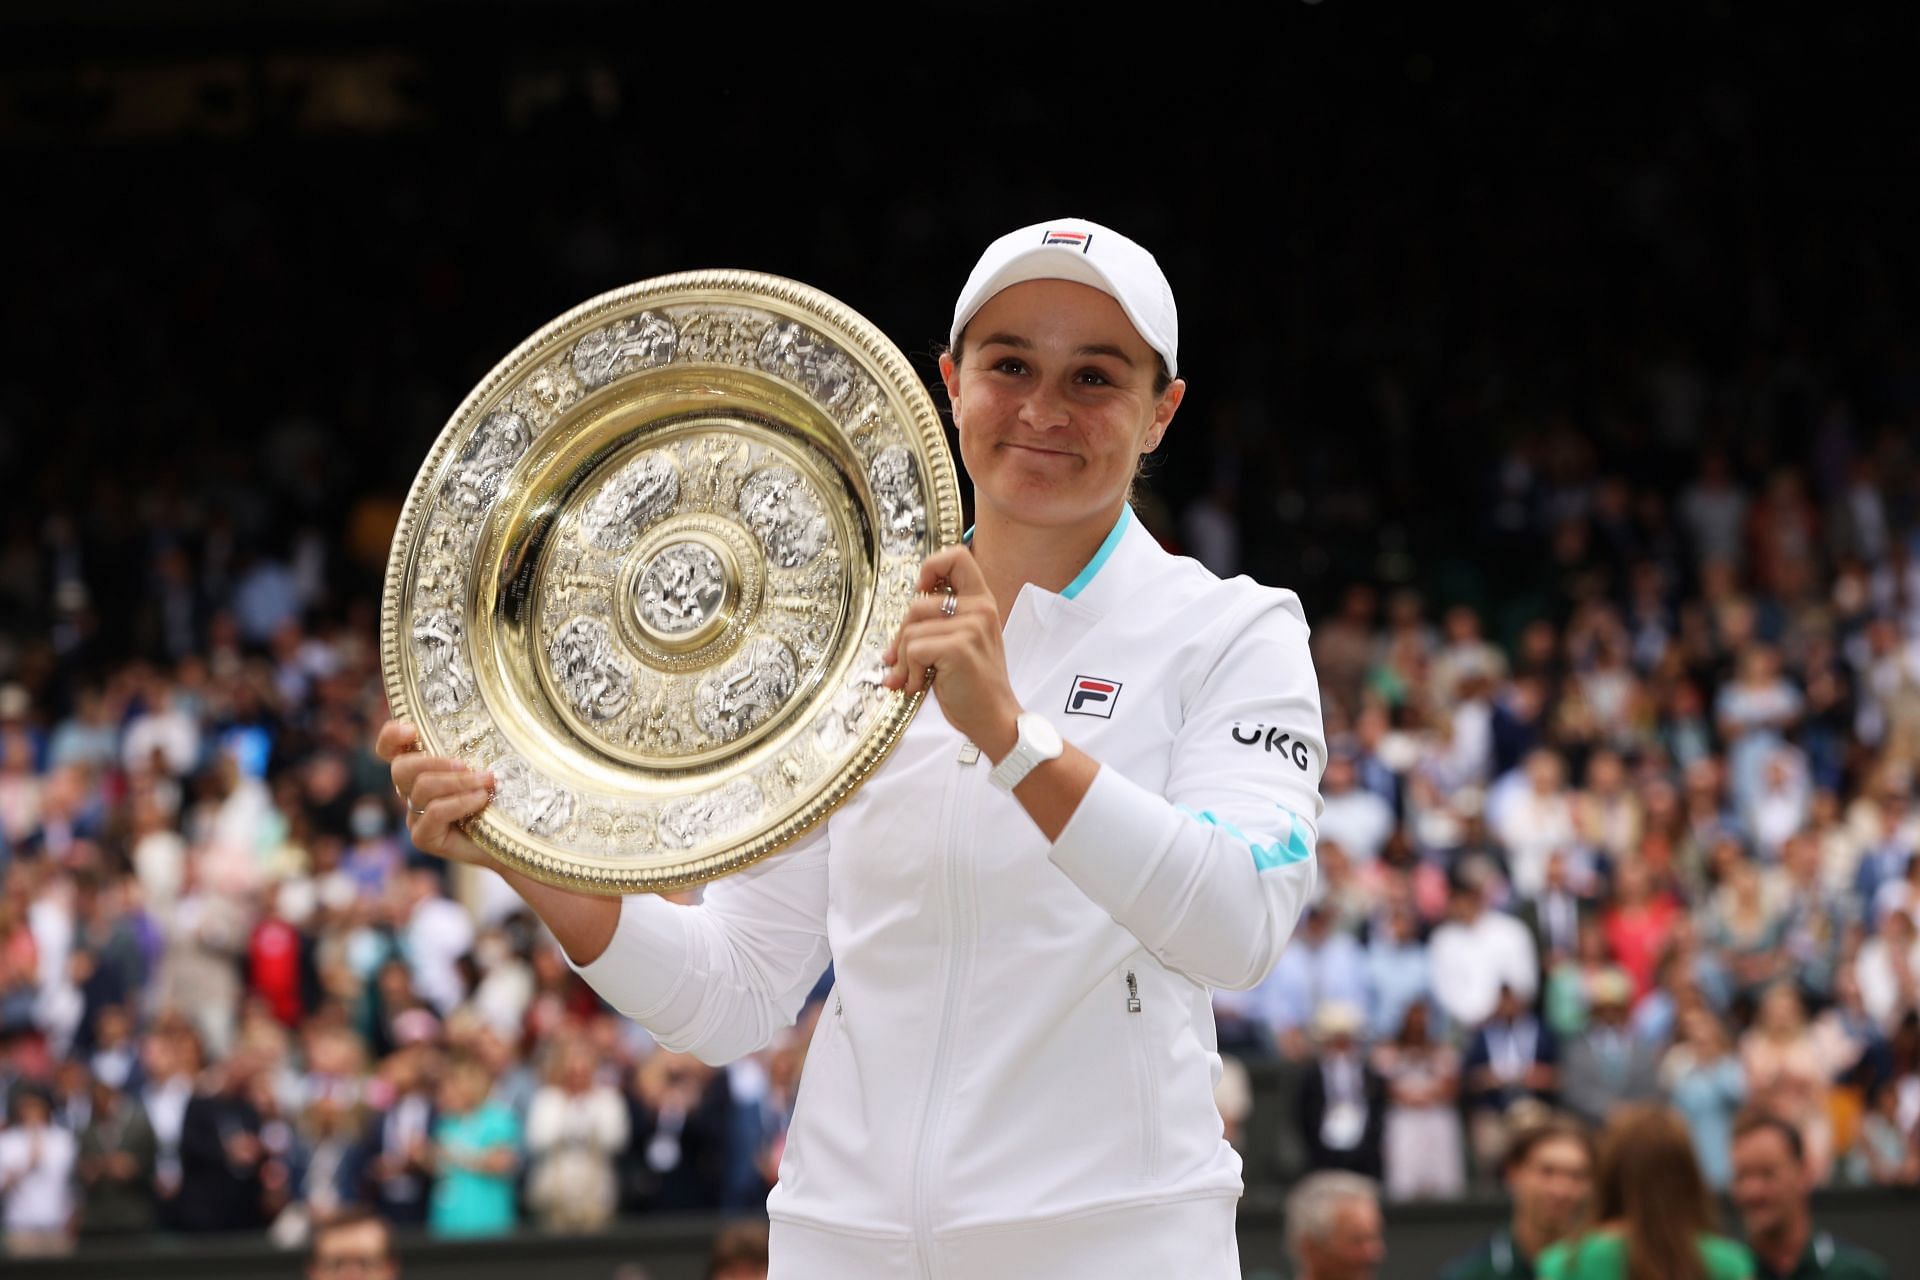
[
  {"x1": 1730, "y1": 1111, "x2": 1891, "y2": 1280},
  {"x1": 427, "y1": 1054, "x2": 522, "y2": 1238},
  {"x1": 1440, "y1": 1112, "x2": 1596, "y2": 1280},
  {"x1": 1537, "y1": 1103, "x2": 1755, "y2": 1280}
]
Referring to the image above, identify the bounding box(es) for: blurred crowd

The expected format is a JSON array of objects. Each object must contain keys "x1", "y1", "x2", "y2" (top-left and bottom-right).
[
  {"x1": 2, "y1": 433, "x2": 1917, "y2": 1253},
  {"x1": 0, "y1": 626, "x2": 823, "y2": 1251},
  {"x1": 5, "y1": 9, "x2": 1920, "y2": 1258},
  {"x1": 1208, "y1": 436, "x2": 1920, "y2": 1204}
]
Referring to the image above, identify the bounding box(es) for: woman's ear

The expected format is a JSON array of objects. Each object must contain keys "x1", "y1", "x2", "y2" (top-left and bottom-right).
[
  {"x1": 938, "y1": 349, "x2": 961, "y2": 417},
  {"x1": 1145, "y1": 377, "x2": 1187, "y2": 453}
]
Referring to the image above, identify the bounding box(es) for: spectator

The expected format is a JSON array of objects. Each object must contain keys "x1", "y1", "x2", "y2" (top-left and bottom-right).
[
  {"x1": 1731, "y1": 1110, "x2": 1890, "y2": 1280},
  {"x1": 426, "y1": 1053, "x2": 519, "y2": 1238},
  {"x1": 1542, "y1": 920, "x2": 1621, "y2": 1040},
  {"x1": 140, "y1": 1016, "x2": 201, "y2": 1224},
  {"x1": 1663, "y1": 1004, "x2": 1748, "y2": 1191},
  {"x1": 1252, "y1": 903, "x2": 1369, "y2": 1058},
  {"x1": 1373, "y1": 1001, "x2": 1464, "y2": 1200},
  {"x1": 1299, "y1": 1001, "x2": 1386, "y2": 1180},
  {"x1": 1841, "y1": 1078, "x2": 1917, "y2": 1189},
  {"x1": 1522, "y1": 852, "x2": 1596, "y2": 976},
  {"x1": 1741, "y1": 982, "x2": 1835, "y2": 1185},
  {"x1": 1600, "y1": 860, "x2": 1681, "y2": 1001},
  {"x1": 1703, "y1": 858, "x2": 1789, "y2": 1004},
  {"x1": 1440, "y1": 1114, "x2": 1594, "y2": 1280},
  {"x1": 1772, "y1": 831, "x2": 1850, "y2": 1005},
  {"x1": 1365, "y1": 901, "x2": 1435, "y2": 1043},
  {"x1": 288, "y1": 1092, "x2": 369, "y2": 1232},
  {"x1": 400, "y1": 868, "x2": 474, "y2": 1018},
  {"x1": 1285, "y1": 1170, "x2": 1386, "y2": 1280},
  {"x1": 1492, "y1": 750, "x2": 1579, "y2": 902},
  {"x1": 307, "y1": 1204, "x2": 398, "y2": 1280},
  {"x1": 1855, "y1": 908, "x2": 1920, "y2": 1031},
  {"x1": 1319, "y1": 754, "x2": 1395, "y2": 865},
  {"x1": 1538, "y1": 1103, "x2": 1753, "y2": 1279},
  {"x1": 77, "y1": 1072, "x2": 157, "y2": 1234},
  {"x1": 706, "y1": 1219, "x2": 770, "y2": 1280},
  {"x1": 0, "y1": 1086, "x2": 78, "y2": 1256},
  {"x1": 1463, "y1": 985, "x2": 1560, "y2": 1180},
  {"x1": 1431, "y1": 880, "x2": 1539, "y2": 1031},
  {"x1": 626, "y1": 1048, "x2": 731, "y2": 1213},
  {"x1": 173, "y1": 1049, "x2": 272, "y2": 1233},
  {"x1": 1560, "y1": 971, "x2": 1662, "y2": 1128},
  {"x1": 364, "y1": 1043, "x2": 436, "y2": 1228},
  {"x1": 525, "y1": 1031, "x2": 629, "y2": 1232}
]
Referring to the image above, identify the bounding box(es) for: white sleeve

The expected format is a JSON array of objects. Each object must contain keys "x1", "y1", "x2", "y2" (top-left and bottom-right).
[
  {"x1": 1048, "y1": 593, "x2": 1324, "y2": 991},
  {"x1": 565, "y1": 823, "x2": 832, "y2": 1067}
]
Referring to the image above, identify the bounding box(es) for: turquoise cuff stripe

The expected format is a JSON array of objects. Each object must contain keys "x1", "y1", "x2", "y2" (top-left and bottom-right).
[
  {"x1": 1060, "y1": 505, "x2": 1132, "y2": 600},
  {"x1": 1180, "y1": 804, "x2": 1315, "y2": 873}
]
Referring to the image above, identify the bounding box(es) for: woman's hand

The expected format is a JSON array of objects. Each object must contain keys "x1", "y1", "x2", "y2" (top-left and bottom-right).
[
  {"x1": 882, "y1": 546, "x2": 1021, "y2": 758},
  {"x1": 377, "y1": 720, "x2": 496, "y2": 870},
  {"x1": 375, "y1": 720, "x2": 622, "y2": 967}
]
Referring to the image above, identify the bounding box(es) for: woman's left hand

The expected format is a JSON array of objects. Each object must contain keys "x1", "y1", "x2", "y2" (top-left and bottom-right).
[{"x1": 882, "y1": 545, "x2": 1021, "y2": 757}]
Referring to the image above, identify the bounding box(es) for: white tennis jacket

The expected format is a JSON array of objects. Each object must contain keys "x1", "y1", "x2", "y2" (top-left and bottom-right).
[{"x1": 570, "y1": 506, "x2": 1325, "y2": 1278}]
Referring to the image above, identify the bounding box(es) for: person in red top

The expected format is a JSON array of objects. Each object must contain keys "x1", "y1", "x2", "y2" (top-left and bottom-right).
[
  {"x1": 245, "y1": 885, "x2": 309, "y2": 1028},
  {"x1": 1601, "y1": 860, "x2": 1678, "y2": 999}
]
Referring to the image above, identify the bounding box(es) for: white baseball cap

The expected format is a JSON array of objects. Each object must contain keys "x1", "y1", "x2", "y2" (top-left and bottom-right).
[{"x1": 949, "y1": 217, "x2": 1179, "y2": 380}]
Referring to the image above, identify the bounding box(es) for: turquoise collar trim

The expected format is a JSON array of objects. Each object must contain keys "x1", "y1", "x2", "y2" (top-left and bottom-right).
[
  {"x1": 1060, "y1": 505, "x2": 1132, "y2": 600},
  {"x1": 958, "y1": 504, "x2": 1130, "y2": 599}
]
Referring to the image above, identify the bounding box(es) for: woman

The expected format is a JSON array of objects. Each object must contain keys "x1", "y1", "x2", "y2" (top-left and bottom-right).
[
  {"x1": 1372, "y1": 1001, "x2": 1464, "y2": 1200},
  {"x1": 426, "y1": 1054, "x2": 520, "y2": 1239},
  {"x1": 1740, "y1": 981, "x2": 1834, "y2": 1183},
  {"x1": 1538, "y1": 1104, "x2": 1753, "y2": 1280},
  {"x1": 525, "y1": 1031, "x2": 629, "y2": 1231},
  {"x1": 1662, "y1": 1004, "x2": 1747, "y2": 1190},
  {"x1": 381, "y1": 217, "x2": 1327, "y2": 1277}
]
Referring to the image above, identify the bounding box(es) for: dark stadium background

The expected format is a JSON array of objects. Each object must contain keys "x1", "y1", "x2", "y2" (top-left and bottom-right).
[{"x1": 2, "y1": 4, "x2": 1918, "y2": 1278}]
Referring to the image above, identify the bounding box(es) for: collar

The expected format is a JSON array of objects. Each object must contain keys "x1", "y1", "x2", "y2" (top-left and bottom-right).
[
  {"x1": 1491, "y1": 1229, "x2": 1515, "y2": 1274},
  {"x1": 964, "y1": 503, "x2": 1149, "y2": 615}
]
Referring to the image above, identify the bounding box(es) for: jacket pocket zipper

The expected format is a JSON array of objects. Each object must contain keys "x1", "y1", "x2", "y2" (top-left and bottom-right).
[{"x1": 1124, "y1": 967, "x2": 1159, "y2": 1180}]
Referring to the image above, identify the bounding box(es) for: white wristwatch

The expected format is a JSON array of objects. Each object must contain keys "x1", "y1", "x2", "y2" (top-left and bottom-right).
[{"x1": 989, "y1": 711, "x2": 1064, "y2": 791}]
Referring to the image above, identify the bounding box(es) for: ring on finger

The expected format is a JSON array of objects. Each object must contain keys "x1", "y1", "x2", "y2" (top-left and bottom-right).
[
  {"x1": 940, "y1": 587, "x2": 958, "y2": 617},
  {"x1": 411, "y1": 804, "x2": 429, "y2": 817}
]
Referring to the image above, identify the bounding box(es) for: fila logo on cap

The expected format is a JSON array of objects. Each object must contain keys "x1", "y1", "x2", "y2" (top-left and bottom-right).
[
  {"x1": 1041, "y1": 228, "x2": 1093, "y2": 253},
  {"x1": 1065, "y1": 675, "x2": 1122, "y2": 717}
]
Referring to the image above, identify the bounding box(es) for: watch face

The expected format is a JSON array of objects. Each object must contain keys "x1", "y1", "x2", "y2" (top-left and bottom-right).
[{"x1": 1020, "y1": 712, "x2": 1064, "y2": 756}]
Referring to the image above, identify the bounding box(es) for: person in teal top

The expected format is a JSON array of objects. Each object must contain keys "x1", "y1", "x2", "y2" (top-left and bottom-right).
[
  {"x1": 1537, "y1": 1103, "x2": 1754, "y2": 1280},
  {"x1": 428, "y1": 1054, "x2": 522, "y2": 1238},
  {"x1": 1731, "y1": 1112, "x2": 1890, "y2": 1280}
]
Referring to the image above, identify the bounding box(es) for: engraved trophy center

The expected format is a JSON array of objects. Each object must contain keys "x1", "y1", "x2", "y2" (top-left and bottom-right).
[{"x1": 632, "y1": 539, "x2": 732, "y2": 649}]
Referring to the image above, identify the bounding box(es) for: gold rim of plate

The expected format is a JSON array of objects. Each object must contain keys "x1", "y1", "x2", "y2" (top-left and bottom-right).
[{"x1": 379, "y1": 270, "x2": 962, "y2": 895}]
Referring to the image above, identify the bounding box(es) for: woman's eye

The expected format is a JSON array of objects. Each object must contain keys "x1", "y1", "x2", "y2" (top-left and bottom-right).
[
  {"x1": 993, "y1": 357, "x2": 1026, "y2": 374},
  {"x1": 1077, "y1": 369, "x2": 1112, "y2": 386}
]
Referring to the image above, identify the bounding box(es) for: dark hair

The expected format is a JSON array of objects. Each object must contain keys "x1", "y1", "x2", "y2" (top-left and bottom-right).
[
  {"x1": 706, "y1": 1219, "x2": 770, "y2": 1279},
  {"x1": 1503, "y1": 1113, "x2": 1596, "y2": 1176},
  {"x1": 1731, "y1": 1108, "x2": 1805, "y2": 1163},
  {"x1": 1594, "y1": 1105, "x2": 1717, "y2": 1280},
  {"x1": 309, "y1": 1206, "x2": 394, "y2": 1264}
]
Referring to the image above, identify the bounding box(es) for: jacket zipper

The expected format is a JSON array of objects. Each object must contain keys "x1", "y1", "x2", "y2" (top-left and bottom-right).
[
  {"x1": 1125, "y1": 966, "x2": 1160, "y2": 1181},
  {"x1": 909, "y1": 748, "x2": 981, "y2": 1278}
]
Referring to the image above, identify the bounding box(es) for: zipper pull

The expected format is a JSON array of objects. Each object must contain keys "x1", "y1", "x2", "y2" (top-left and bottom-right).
[
  {"x1": 957, "y1": 741, "x2": 981, "y2": 765},
  {"x1": 1125, "y1": 969, "x2": 1142, "y2": 1014}
]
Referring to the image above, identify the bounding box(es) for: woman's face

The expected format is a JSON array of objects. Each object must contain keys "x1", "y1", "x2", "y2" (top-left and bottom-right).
[{"x1": 942, "y1": 279, "x2": 1182, "y2": 531}]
